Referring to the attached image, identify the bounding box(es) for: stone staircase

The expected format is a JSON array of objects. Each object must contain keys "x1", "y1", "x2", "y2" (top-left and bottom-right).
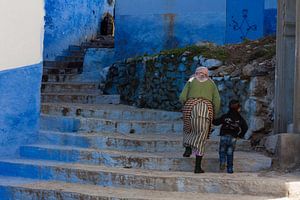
[
  {"x1": 1, "y1": 99, "x2": 299, "y2": 200},
  {"x1": 41, "y1": 35, "x2": 119, "y2": 105},
  {"x1": 0, "y1": 103, "x2": 299, "y2": 199},
  {"x1": 0, "y1": 37, "x2": 299, "y2": 199}
]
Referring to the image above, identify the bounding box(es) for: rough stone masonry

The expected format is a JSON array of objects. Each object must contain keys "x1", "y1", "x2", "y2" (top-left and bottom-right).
[{"x1": 104, "y1": 37, "x2": 276, "y2": 141}]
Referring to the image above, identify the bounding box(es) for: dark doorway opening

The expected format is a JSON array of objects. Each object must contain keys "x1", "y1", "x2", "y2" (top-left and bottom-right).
[{"x1": 100, "y1": 12, "x2": 114, "y2": 36}]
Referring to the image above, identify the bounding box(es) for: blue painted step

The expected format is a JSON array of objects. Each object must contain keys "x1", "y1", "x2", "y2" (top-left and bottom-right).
[
  {"x1": 42, "y1": 93, "x2": 120, "y2": 104},
  {"x1": 19, "y1": 144, "x2": 272, "y2": 172},
  {"x1": 42, "y1": 74, "x2": 81, "y2": 82},
  {"x1": 41, "y1": 103, "x2": 182, "y2": 121},
  {"x1": 40, "y1": 115, "x2": 80, "y2": 132},
  {"x1": 37, "y1": 130, "x2": 252, "y2": 152},
  {"x1": 0, "y1": 159, "x2": 288, "y2": 197},
  {"x1": 40, "y1": 114, "x2": 183, "y2": 134},
  {"x1": 42, "y1": 82, "x2": 101, "y2": 93},
  {"x1": 38, "y1": 130, "x2": 183, "y2": 152},
  {"x1": 0, "y1": 176, "x2": 40, "y2": 200},
  {"x1": 78, "y1": 117, "x2": 183, "y2": 134},
  {"x1": 68, "y1": 45, "x2": 82, "y2": 51},
  {"x1": 0, "y1": 176, "x2": 279, "y2": 200}
]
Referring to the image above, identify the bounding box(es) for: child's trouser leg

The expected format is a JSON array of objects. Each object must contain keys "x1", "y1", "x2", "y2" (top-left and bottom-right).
[
  {"x1": 226, "y1": 137, "x2": 237, "y2": 173},
  {"x1": 219, "y1": 136, "x2": 228, "y2": 171}
]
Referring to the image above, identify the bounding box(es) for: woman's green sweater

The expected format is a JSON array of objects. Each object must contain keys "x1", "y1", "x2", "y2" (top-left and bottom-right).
[{"x1": 179, "y1": 78, "x2": 221, "y2": 115}]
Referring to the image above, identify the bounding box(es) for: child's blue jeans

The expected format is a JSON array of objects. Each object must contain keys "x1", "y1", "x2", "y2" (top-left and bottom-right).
[{"x1": 219, "y1": 135, "x2": 237, "y2": 173}]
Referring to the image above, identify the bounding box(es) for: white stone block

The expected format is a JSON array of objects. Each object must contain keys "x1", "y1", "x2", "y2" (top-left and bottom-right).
[
  {"x1": 250, "y1": 116, "x2": 265, "y2": 132},
  {"x1": 264, "y1": 134, "x2": 279, "y2": 154}
]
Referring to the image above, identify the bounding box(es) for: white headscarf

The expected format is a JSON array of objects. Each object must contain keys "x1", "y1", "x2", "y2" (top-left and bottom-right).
[{"x1": 189, "y1": 66, "x2": 209, "y2": 82}]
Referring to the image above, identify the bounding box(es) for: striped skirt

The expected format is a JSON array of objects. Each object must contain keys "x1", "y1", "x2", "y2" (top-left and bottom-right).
[{"x1": 182, "y1": 98, "x2": 214, "y2": 155}]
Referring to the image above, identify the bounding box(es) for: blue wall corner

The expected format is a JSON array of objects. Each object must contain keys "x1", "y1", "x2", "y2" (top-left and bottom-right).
[
  {"x1": 264, "y1": 0, "x2": 277, "y2": 36},
  {"x1": 264, "y1": 8, "x2": 277, "y2": 36},
  {"x1": 0, "y1": 63, "x2": 42, "y2": 157}
]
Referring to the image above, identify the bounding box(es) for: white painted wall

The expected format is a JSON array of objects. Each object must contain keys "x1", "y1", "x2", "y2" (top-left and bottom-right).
[{"x1": 0, "y1": 0, "x2": 44, "y2": 71}]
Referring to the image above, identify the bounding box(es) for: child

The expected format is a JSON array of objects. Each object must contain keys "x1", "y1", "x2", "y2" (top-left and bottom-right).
[{"x1": 213, "y1": 100, "x2": 248, "y2": 174}]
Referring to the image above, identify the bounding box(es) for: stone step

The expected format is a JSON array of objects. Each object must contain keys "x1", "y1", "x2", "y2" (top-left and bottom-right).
[
  {"x1": 41, "y1": 82, "x2": 102, "y2": 93},
  {"x1": 0, "y1": 177, "x2": 280, "y2": 200},
  {"x1": 19, "y1": 144, "x2": 272, "y2": 172},
  {"x1": 40, "y1": 115, "x2": 80, "y2": 132},
  {"x1": 38, "y1": 130, "x2": 252, "y2": 152},
  {"x1": 41, "y1": 103, "x2": 182, "y2": 120},
  {"x1": 62, "y1": 49, "x2": 85, "y2": 57},
  {"x1": 0, "y1": 176, "x2": 40, "y2": 199},
  {"x1": 0, "y1": 159, "x2": 289, "y2": 197},
  {"x1": 43, "y1": 67, "x2": 81, "y2": 74},
  {"x1": 43, "y1": 61, "x2": 83, "y2": 69},
  {"x1": 40, "y1": 114, "x2": 181, "y2": 134},
  {"x1": 56, "y1": 55, "x2": 84, "y2": 62},
  {"x1": 91, "y1": 35, "x2": 114, "y2": 42},
  {"x1": 41, "y1": 93, "x2": 120, "y2": 104},
  {"x1": 78, "y1": 117, "x2": 182, "y2": 134},
  {"x1": 81, "y1": 42, "x2": 114, "y2": 48},
  {"x1": 42, "y1": 74, "x2": 80, "y2": 82},
  {"x1": 81, "y1": 36, "x2": 114, "y2": 49},
  {"x1": 68, "y1": 45, "x2": 82, "y2": 51}
]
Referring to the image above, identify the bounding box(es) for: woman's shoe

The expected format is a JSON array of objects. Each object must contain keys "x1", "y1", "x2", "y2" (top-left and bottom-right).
[
  {"x1": 194, "y1": 155, "x2": 205, "y2": 173},
  {"x1": 183, "y1": 146, "x2": 192, "y2": 157},
  {"x1": 227, "y1": 167, "x2": 234, "y2": 174}
]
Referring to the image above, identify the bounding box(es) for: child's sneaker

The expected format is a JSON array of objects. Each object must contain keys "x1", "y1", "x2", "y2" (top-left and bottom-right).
[
  {"x1": 227, "y1": 167, "x2": 234, "y2": 174},
  {"x1": 219, "y1": 163, "x2": 226, "y2": 171}
]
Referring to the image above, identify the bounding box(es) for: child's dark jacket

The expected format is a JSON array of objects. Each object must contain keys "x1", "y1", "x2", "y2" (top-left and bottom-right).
[{"x1": 213, "y1": 110, "x2": 248, "y2": 138}]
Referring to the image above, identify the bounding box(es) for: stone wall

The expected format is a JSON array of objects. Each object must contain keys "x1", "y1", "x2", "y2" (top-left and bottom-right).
[
  {"x1": 44, "y1": 0, "x2": 114, "y2": 60},
  {"x1": 104, "y1": 38, "x2": 275, "y2": 139}
]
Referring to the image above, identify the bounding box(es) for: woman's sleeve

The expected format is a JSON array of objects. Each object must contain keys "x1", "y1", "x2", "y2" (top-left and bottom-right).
[
  {"x1": 179, "y1": 82, "x2": 190, "y2": 104},
  {"x1": 212, "y1": 82, "x2": 221, "y2": 117}
]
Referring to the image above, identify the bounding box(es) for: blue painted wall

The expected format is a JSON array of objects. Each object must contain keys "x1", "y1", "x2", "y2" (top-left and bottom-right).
[
  {"x1": 225, "y1": 0, "x2": 265, "y2": 44},
  {"x1": 264, "y1": 0, "x2": 277, "y2": 36},
  {"x1": 115, "y1": 0, "x2": 277, "y2": 60},
  {"x1": 44, "y1": 0, "x2": 114, "y2": 61},
  {"x1": 82, "y1": 48, "x2": 116, "y2": 82},
  {"x1": 0, "y1": 64, "x2": 42, "y2": 157},
  {"x1": 115, "y1": 0, "x2": 226, "y2": 60},
  {"x1": 43, "y1": 0, "x2": 276, "y2": 61}
]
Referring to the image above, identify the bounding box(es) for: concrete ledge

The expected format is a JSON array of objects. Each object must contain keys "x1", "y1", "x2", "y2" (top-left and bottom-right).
[{"x1": 277, "y1": 133, "x2": 300, "y2": 168}]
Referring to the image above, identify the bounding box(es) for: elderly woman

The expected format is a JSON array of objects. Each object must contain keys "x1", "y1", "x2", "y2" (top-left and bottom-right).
[{"x1": 179, "y1": 66, "x2": 220, "y2": 173}]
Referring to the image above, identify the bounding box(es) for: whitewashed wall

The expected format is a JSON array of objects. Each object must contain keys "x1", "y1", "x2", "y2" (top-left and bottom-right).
[{"x1": 0, "y1": 0, "x2": 44, "y2": 71}]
